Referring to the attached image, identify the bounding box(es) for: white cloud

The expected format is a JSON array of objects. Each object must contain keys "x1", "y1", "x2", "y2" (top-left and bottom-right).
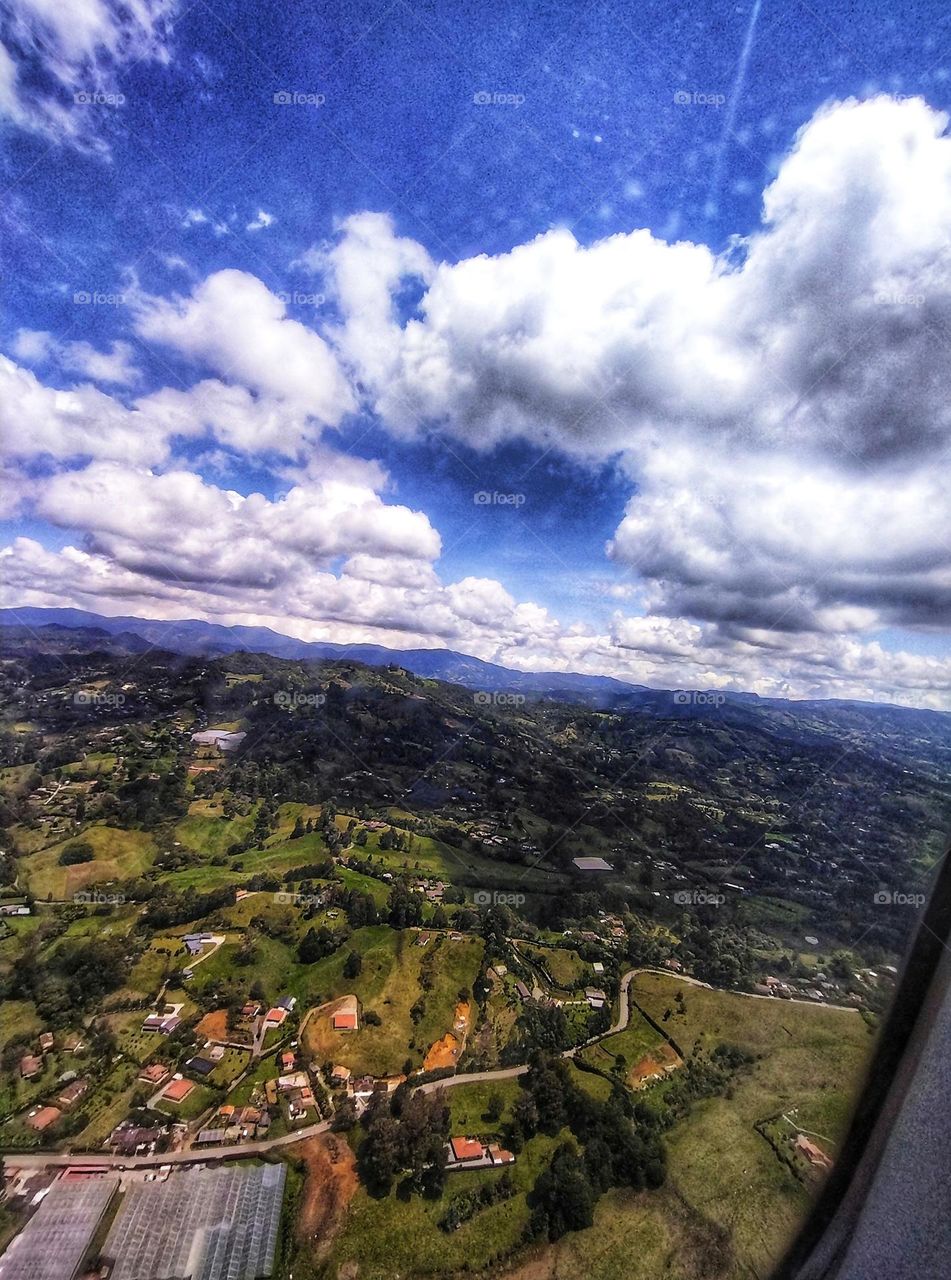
[
  {"x1": 246, "y1": 209, "x2": 275, "y2": 231},
  {"x1": 13, "y1": 328, "x2": 140, "y2": 385},
  {"x1": 132, "y1": 269, "x2": 355, "y2": 426},
  {"x1": 32, "y1": 462, "x2": 441, "y2": 588},
  {"x1": 0, "y1": 0, "x2": 178, "y2": 153},
  {"x1": 327, "y1": 96, "x2": 951, "y2": 644}
]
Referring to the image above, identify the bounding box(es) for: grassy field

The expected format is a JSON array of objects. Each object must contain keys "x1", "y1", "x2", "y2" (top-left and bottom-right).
[
  {"x1": 520, "y1": 943, "x2": 588, "y2": 990},
  {"x1": 625, "y1": 973, "x2": 874, "y2": 1278},
  {"x1": 20, "y1": 825, "x2": 157, "y2": 899},
  {"x1": 154, "y1": 1080, "x2": 217, "y2": 1121},
  {"x1": 173, "y1": 803, "x2": 255, "y2": 856},
  {"x1": 301, "y1": 928, "x2": 484, "y2": 1077},
  {"x1": 578, "y1": 1004, "x2": 667, "y2": 1084},
  {"x1": 205, "y1": 1047, "x2": 251, "y2": 1088},
  {"x1": 330, "y1": 1124, "x2": 568, "y2": 1280},
  {"x1": 71, "y1": 1060, "x2": 140, "y2": 1149}
]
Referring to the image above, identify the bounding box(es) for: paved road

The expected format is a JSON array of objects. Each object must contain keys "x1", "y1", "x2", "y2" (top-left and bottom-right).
[{"x1": 4, "y1": 965, "x2": 857, "y2": 1172}]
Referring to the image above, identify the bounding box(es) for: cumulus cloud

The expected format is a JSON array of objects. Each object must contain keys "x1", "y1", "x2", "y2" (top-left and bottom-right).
[
  {"x1": 132, "y1": 269, "x2": 355, "y2": 426},
  {"x1": 327, "y1": 96, "x2": 951, "y2": 643},
  {"x1": 2, "y1": 93, "x2": 949, "y2": 709},
  {"x1": 33, "y1": 462, "x2": 441, "y2": 588}
]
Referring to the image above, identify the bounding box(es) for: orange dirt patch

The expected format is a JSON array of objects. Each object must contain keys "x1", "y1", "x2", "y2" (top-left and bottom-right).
[
  {"x1": 628, "y1": 1041, "x2": 681, "y2": 1089},
  {"x1": 423, "y1": 1000, "x2": 471, "y2": 1070},
  {"x1": 195, "y1": 1009, "x2": 230, "y2": 1041},
  {"x1": 290, "y1": 1133, "x2": 359, "y2": 1258},
  {"x1": 423, "y1": 1033, "x2": 460, "y2": 1071}
]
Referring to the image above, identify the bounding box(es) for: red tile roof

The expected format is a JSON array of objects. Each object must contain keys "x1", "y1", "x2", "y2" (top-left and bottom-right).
[
  {"x1": 162, "y1": 1078, "x2": 195, "y2": 1102},
  {"x1": 450, "y1": 1136, "x2": 485, "y2": 1162},
  {"x1": 332, "y1": 1011, "x2": 358, "y2": 1030}
]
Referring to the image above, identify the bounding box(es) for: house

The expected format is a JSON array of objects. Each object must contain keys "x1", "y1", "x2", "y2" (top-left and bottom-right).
[
  {"x1": 331, "y1": 1064, "x2": 351, "y2": 1085},
  {"x1": 280, "y1": 1051, "x2": 296, "y2": 1071},
  {"x1": 142, "y1": 1012, "x2": 181, "y2": 1035},
  {"x1": 487, "y1": 1143, "x2": 515, "y2": 1165},
  {"x1": 449, "y1": 1136, "x2": 486, "y2": 1163},
  {"x1": 38, "y1": 1032, "x2": 55, "y2": 1052},
  {"x1": 186, "y1": 1056, "x2": 216, "y2": 1077},
  {"x1": 514, "y1": 980, "x2": 531, "y2": 1002},
  {"x1": 20, "y1": 1054, "x2": 43, "y2": 1079},
  {"x1": 664, "y1": 958, "x2": 683, "y2": 972},
  {"x1": 161, "y1": 1077, "x2": 195, "y2": 1104},
  {"x1": 277, "y1": 995, "x2": 297, "y2": 1012},
  {"x1": 585, "y1": 988, "x2": 608, "y2": 1009},
  {"x1": 109, "y1": 1123, "x2": 165, "y2": 1156},
  {"x1": 333, "y1": 1010, "x2": 358, "y2": 1031},
  {"x1": 572, "y1": 856, "x2": 613, "y2": 872},
  {"x1": 591, "y1": 962, "x2": 605, "y2": 975},
  {"x1": 62, "y1": 1033, "x2": 84, "y2": 1054},
  {"x1": 138, "y1": 1063, "x2": 169, "y2": 1085},
  {"x1": 27, "y1": 1106, "x2": 61, "y2": 1132},
  {"x1": 190, "y1": 729, "x2": 246, "y2": 751},
  {"x1": 241, "y1": 1002, "x2": 261, "y2": 1019},
  {"x1": 57, "y1": 1079, "x2": 89, "y2": 1110},
  {"x1": 277, "y1": 1072, "x2": 310, "y2": 1092},
  {"x1": 263, "y1": 1007, "x2": 288, "y2": 1029}
]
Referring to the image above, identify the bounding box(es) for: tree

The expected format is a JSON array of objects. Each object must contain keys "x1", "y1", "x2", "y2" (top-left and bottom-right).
[
  {"x1": 529, "y1": 1143, "x2": 596, "y2": 1241},
  {"x1": 343, "y1": 950, "x2": 363, "y2": 979}
]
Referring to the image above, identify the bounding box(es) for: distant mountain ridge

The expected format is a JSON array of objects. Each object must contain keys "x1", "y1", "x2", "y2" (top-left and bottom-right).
[
  {"x1": 2, "y1": 607, "x2": 947, "y2": 727},
  {"x1": 0, "y1": 606, "x2": 644, "y2": 703}
]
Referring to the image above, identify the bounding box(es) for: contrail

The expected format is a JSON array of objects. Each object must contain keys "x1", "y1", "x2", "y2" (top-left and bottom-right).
[{"x1": 706, "y1": 0, "x2": 763, "y2": 219}]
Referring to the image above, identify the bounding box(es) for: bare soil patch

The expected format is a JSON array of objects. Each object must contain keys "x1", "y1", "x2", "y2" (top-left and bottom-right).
[
  {"x1": 291, "y1": 1133, "x2": 359, "y2": 1259},
  {"x1": 195, "y1": 1009, "x2": 230, "y2": 1041},
  {"x1": 629, "y1": 1041, "x2": 682, "y2": 1088}
]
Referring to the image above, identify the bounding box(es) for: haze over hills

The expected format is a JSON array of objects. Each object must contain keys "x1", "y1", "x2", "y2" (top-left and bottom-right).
[
  {"x1": 0, "y1": 606, "x2": 646, "y2": 703},
  {"x1": 4, "y1": 608, "x2": 947, "y2": 730}
]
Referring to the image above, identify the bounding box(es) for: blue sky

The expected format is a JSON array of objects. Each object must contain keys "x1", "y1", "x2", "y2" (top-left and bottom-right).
[{"x1": 2, "y1": 0, "x2": 950, "y2": 707}]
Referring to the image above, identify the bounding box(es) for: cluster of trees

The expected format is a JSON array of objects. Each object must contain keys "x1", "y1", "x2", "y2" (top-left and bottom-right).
[
  {"x1": 510, "y1": 1054, "x2": 667, "y2": 1242},
  {"x1": 141, "y1": 884, "x2": 236, "y2": 928},
  {"x1": 58, "y1": 841, "x2": 94, "y2": 866},
  {"x1": 658, "y1": 1042, "x2": 754, "y2": 1124},
  {"x1": 358, "y1": 1087, "x2": 451, "y2": 1197},
  {"x1": 4, "y1": 935, "x2": 131, "y2": 1025}
]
